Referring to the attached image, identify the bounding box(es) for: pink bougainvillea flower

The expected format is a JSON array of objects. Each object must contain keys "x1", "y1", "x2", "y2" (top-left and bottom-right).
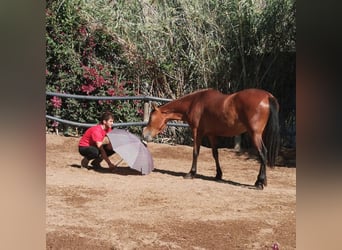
[
  {"x1": 107, "y1": 88, "x2": 116, "y2": 96},
  {"x1": 97, "y1": 64, "x2": 104, "y2": 71},
  {"x1": 88, "y1": 67, "x2": 98, "y2": 77},
  {"x1": 82, "y1": 65, "x2": 90, "y2": 78},
  {"x1": 95, "y1": 75, "x2": 105, "y2": 87},
  {"x1": 79, "y1": 27, "x2": 88, "y2": 37},
  {"x1": 51, "y1": 96, "x2": 62, "y2": 108},
  {"x1": 81, "y1": 84, "x2": 96, "y2": 94},
  {"x1": 52, "y1": 121, "x2": 59, "y2": 127},
  {"x1": 88, "y1": 36, "x2": 96, "y2": 48},
  {"x1": 82, "y1": 66, "x2": 99, "y2": 80},
  {"x1": 137, "y1": 108, "x2": 144, "y2": 116}
]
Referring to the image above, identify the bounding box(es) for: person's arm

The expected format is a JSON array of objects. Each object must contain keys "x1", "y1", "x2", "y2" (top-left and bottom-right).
[{"x1": 96, "y1": 141, "x2": 116, "y2": 169}]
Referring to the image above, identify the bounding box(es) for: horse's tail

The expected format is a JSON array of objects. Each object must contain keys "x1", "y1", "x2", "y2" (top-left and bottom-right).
[{"x1": 264, "y1": 97, "x2": 280, "y2": 168}]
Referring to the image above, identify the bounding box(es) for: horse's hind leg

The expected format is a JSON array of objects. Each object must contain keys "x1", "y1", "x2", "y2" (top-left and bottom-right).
[
  {"x1": 250, "y1": 133, "x2": 268, "y2": 189},
  {"x1": 256, "y1": 141, "x2": 268, "y2": 188},
  {"x1": 208, "y1": 136, "x2": 222, "y2": 180}
]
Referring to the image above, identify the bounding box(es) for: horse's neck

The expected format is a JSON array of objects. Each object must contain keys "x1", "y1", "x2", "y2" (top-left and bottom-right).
[{"x1": 162, "y1": 101, "x2": 187, "y2": 121}]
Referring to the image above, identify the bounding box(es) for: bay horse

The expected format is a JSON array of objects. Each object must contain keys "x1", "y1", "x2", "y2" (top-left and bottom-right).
[{"x1": 142, "y1": 88, "x2": 280, "y2": 189}]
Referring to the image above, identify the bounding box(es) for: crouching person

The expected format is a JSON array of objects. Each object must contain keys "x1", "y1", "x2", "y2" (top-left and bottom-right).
[{"x1": 78, "y1": 111, "x2": 116, "y2": 169}]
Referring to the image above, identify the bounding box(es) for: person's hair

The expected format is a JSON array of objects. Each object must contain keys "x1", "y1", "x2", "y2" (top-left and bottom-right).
[{"x1": 99, "y1": 111, "x2": 114, "y2": 124}]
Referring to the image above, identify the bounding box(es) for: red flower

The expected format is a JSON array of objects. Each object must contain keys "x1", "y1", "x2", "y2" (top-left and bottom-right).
[
  {"x1": 51, "y1": 96, "x2": 62, "y2": 108},
  {"x1": 98, "y1": 64, "x2": 104, "y2": 71},
  {"x1": 89, "y1": 67, "x2": 98, "y2": 77},
  {"x1": 82, "y1": 66, "x2": 99, "y2": 80},
  {"x1": 52, "y1": 121, "x2": 59, "y2": 127},
  {"x1": 81, "y1": 84, "x2": 96, "y2": 94},
  {"x1": 107, "y1": 88, "x2": 116, "y2": 96},
  {"x1": 137, "y1": 108, "x2": 144, "y2": 116},
  {"x1": 79, "y1": 27, "x2": 88, "y2": 37},
  {"x1": 95, "y1": 75, "x2": 105, "y2": 87}
]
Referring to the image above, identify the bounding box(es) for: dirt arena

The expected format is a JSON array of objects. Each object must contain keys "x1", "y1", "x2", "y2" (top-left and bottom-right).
[{"x1": 46, "y1": 133, "x2": 296, "y2": 249}]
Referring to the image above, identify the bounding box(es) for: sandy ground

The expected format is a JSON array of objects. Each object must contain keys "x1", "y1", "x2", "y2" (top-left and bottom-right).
[{"x1": 46, "y1": 133, "x2": 296, "y2": 250}]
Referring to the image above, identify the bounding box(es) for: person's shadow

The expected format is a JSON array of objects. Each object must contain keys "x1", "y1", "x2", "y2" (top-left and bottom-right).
[{"x1": 69, "y1": 164, "x2": 142, "y2": 176}]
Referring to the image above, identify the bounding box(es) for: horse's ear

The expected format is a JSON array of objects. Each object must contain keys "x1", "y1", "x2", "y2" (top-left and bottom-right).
[{"x1": 151, "y1": 102, "x2": 159, "y2": 111}]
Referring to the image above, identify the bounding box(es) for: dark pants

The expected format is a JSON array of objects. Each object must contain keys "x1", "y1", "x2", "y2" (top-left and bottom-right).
[{"x1": 79, "y1": 145, "x2": 115, "y2": 160}]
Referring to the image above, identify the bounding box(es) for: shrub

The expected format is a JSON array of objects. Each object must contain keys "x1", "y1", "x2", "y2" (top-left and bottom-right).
[{"x1": 46, "y1": 0, "x2": 143, "y2": 135}]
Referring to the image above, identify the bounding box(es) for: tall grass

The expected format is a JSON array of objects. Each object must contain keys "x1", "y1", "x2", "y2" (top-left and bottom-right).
[
  {"x1": 47, "y1": 0, "x2": 295, "y2": 145},
  {"x1": 78, "y1": 0, "x2": 295, "y2": 98}
]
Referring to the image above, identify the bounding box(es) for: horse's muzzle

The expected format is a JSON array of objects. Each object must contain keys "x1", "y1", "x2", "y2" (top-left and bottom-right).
[{"x1": 142, "y1": 127, "x2": 153, "y2": 142}]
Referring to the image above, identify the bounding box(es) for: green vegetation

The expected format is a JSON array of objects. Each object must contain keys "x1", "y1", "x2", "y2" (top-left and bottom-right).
[{"x1": 46, "y1": 0, "x2": 295, "y2": 147}]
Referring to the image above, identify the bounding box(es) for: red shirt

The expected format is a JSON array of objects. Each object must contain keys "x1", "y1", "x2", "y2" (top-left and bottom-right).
[{"x1": 79, "y1": 124, "x2": 112, "y2": 147}]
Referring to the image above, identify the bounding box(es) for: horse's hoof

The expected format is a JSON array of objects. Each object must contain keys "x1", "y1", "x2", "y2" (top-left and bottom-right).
[
  {"x1": 215, "y1": 175, "x2": 222, "y2": 181},
  {"x1": 184, "y1": 173, "x2": 194, "y2": 179},
  {"x1": 254, "y1": 182, "x2": 264, "y2": 190}
]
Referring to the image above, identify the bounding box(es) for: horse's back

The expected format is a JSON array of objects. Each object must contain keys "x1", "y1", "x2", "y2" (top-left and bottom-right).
[
  {"x1": 196, "y1": 88, "x2": 275, "y2": 112},
  {"x1": 233, "y1": 88, "x2": 275, "y2": 101},
  {"x1": 189, "y1": 88, "x2": 224, "y2": 100},
  {"x1": 230, "y1": 88, "x2": 276, "y2": 111},
  {"x1": 192, "y1": 89, "x2": 227, "y2": 106},
  {"x1": 192, "y1": 88, "x2": 274, "y2": 104},
  {"x1": 187, "y1": 88, "x2": 274, "y2": 114},
  {"x1": 183, "y1": 89, "x2": 226, "y2": 112}
]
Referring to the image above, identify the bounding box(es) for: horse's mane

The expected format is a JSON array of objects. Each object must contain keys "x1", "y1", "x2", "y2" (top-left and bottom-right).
[
  {"x1": 158, "y1": 89, "x2": 210, "y2": 107},
  {"x1": 158, "y1": 88, "x2": 218, "y2": 110},
  {"x1": 175, "y1": 88, "x2": 214, "y2": 101}
]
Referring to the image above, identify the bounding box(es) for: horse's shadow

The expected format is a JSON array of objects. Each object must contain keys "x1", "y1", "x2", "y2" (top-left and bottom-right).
[
  {"x1": 69, "y1": 164, "x2": 141, "y2": 176},
  {"x1": 152, "y1": 168, "x2": 257, "y2": 189},
  {"x1": 69, "y1": 164, "x2": 257, "y2": 188}
]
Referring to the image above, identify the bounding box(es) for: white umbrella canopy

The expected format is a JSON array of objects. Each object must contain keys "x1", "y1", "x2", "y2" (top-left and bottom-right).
[{"x1": 106, "y1": 128, "x2": 154, "y2": 175}]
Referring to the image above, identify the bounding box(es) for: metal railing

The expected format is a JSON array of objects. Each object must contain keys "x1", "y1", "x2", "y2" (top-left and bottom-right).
[{"x1": 46, "y1": 92, "x2": 189, "y2": 128}]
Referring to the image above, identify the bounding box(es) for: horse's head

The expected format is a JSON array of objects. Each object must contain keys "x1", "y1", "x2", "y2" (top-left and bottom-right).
[{"x1": 143, "y1": 102, "x2": 168, "y2": 142}]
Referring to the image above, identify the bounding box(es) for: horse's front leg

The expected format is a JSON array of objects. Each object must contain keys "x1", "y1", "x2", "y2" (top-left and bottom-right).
[{"x1": 184, "y1": 130, "x2": 201, "y2": 179}]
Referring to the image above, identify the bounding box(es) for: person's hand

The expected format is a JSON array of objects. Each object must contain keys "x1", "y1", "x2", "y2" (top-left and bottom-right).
[{"x1": 108, "y1": 162, "x2": 116, "y2": 170}]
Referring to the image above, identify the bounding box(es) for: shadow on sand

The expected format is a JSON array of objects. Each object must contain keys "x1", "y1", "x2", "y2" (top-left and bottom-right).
[
  {"x1": 69, "y1": 164, "x2": 258, "y2": 188},
  {"x1": 69, "y1": 164, "x2": 141, "y2": 176},
  {"x1": 152, "y1": 168, "x2": 257, "y2": 189}
]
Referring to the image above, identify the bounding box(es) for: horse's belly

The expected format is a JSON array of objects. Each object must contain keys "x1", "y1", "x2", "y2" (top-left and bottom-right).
[{"x1": 202, "y1": 121, "x2": 246, "y2": 137}]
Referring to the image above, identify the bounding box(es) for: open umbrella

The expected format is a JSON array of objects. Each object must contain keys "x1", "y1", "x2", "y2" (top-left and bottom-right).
[{"x1": 106, "y1": 128, "x2": 154, "y2": 175}]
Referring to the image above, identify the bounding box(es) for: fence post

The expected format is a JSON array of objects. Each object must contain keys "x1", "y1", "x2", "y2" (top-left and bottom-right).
[{"x1": 143, "y1": 102, "x2": 150, "y2": 122}]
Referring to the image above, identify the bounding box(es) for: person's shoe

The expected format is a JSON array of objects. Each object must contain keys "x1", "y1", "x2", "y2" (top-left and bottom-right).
[
  {"x1": 81, "y1": 157, "x2": 89, "y2": 168},
  {"x1": 91, "y1": 157, "x2": 103, "y2": 168}
]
